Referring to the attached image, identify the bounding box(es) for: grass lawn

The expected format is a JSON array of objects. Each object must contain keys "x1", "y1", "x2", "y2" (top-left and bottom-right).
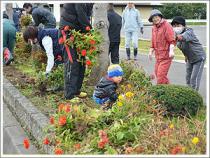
[
  {"x1": 120, "y1": 38, "x2": 185, "y2": 60},
  {"x1": 120, "y1": 38, "x2": 207, "y2": 61}
]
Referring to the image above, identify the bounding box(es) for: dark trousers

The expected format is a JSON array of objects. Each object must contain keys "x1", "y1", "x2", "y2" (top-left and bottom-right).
[
  {"x1": 63, "y1": 46, "x2": 86, "y2": 99},
  {"x1": 186, "y1": 59, "x2": 205, "y2": 91},
  {"x1": 109, "y1": 42, "x2": 120, "y2": 64}
]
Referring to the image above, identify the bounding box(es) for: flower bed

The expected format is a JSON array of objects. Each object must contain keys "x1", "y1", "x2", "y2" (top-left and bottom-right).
[
  {"x1": 3, "y1": 29, "x2": 207, "y2": 155},
  {"x1": 4, "y1": 59, "x2": 206, "y2": 155}
]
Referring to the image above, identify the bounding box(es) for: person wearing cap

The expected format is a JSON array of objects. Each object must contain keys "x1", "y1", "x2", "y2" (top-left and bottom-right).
[
  {"x1": 122, "y1": 3, "x2": 144, "y2": 60},
  {"x1": 93, "y1": 64, "x2": 123, "y2": 109},
  {"x1": 171, "y1": 16, "x2": 206, "y2": 91},
  {"x1": 3, "y1": 13, "x2": 16, "y2": 65},
  {"x1": 148, "y1": 9, "x2": 175, "y2": 84}
]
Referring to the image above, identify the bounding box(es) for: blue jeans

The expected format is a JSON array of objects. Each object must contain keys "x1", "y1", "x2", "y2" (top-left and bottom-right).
[
  {"x1": 125, "y1": 31, "x2": 139, "y2": 48},
  {"x1": 92, "y1": 95, "x2": 109, "y2": 105}
]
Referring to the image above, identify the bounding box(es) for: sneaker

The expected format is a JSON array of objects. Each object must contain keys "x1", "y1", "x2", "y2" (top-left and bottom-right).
[
  {"x1": 76, "y1": 92, "x2": 87, "y2": 98},
  {"x1": 68, "y1": 97, "x2": 81, "y2": 104},
  {"x1": 134, "y1": 56, "x2": 138, "y2": 61}
]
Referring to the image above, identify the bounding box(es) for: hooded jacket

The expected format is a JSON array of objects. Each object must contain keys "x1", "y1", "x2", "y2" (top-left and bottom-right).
[
  {"x1": 93, "y1": 76, "x2": 118, "y2": 101},
  {"x1": 151, "y1": 19, "x2": 176, "y2": 60},
  {"x1": 177, "y1": 28, "x2": 206, "y2": 63},
  {"x1": 122, "y1": 6, "x2": 143, "y2": 32},
  {"x1": 32, "y1": 7, "x2": 56, "y2": 28}
]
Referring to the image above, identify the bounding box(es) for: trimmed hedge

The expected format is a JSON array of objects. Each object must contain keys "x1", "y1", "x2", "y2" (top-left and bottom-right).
[{"x1": 148, "y1": 85, "x2": 203, "y2": 116}]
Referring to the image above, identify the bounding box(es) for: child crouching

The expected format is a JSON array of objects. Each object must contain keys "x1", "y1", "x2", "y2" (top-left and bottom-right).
[{"x1": 93, "y1": 64, "x2": 123, "y2": 109}]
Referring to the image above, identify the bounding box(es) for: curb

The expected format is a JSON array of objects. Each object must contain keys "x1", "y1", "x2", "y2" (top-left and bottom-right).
[{"x1": 3, "y1": 77, "x2": 53, "y2": 154}]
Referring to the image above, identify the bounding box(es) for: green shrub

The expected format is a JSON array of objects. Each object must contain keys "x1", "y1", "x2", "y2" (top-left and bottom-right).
[{"x1": 148, "y1": 85, "x2": 203, "y2": 116}]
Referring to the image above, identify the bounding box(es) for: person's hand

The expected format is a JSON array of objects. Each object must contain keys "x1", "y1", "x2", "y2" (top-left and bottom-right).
[
  {"x1": 169, "y1": 51, "x2": 174, "y2": 59},
  {"x1": 148, "y1": 48, "x2": 154, "y2": 61},
  {"x1": 176, "y1": 34, "x2": 183, "y2": 41},
  {"x1": 169, "y1": 44, "x2": 175, "y2": 59},
  {"x1": 140, "y1": 27, "x2": 144, "y2": 34}
]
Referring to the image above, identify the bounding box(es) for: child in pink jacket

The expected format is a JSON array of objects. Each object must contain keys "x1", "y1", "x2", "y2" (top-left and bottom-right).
[{"x1": 148, "y1": 9, "x2": 176, "y2": 84}]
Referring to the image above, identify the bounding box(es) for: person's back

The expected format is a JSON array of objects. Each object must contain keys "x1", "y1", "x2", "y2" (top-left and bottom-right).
[
  {"x1": 3, "y1": 18, "x2": 16, "y2": 64},
  {"x1": 60, "y1": 3, "x2": 93, "y2": 32},
  {"x1": 37, "y1": 28, "x2": 62, "y2": 58},
  {"x1": 176, "y1": 27, "x2": 206, "y2": 64},
  {"x1": 107, "y1": 9, "x2": 122, "y2": 42},
  {"x1": 32, "y1": 6, "x2": 56, "y2": 28}
]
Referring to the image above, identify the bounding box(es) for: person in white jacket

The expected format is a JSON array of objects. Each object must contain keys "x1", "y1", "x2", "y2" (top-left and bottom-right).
[
  {"x1": 122, "y1": 3, "x2": 144, "y2": 60},
  {"x1": 23, "y1": 26, "x2": 63, "y2": 76}
]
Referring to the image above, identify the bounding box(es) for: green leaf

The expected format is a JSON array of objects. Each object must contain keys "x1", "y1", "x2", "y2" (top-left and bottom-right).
[{"x1": 116, "y1": 132, "x2": 124, "y2": 140}]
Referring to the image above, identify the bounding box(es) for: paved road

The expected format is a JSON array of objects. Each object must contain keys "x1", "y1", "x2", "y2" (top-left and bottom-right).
[
  {"x1": 3, "y1": 102, "x2": 38, "y2": 154},
  {"x1": 119, "y1": 49, "x2": 207, "y2": 103},
  {"x1": 121, "y1": 25, "x2": 207, "y2": 46}
]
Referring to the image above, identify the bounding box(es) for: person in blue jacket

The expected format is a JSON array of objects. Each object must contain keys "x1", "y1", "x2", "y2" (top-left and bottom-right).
[{"x1": 23, "y1": 26, "x2": 63, "y2": 76}]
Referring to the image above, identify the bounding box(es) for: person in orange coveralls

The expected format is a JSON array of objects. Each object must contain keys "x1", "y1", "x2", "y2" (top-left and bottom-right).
[{"x1": 148, "y1": 9, "x2": 175, "y2": 84}]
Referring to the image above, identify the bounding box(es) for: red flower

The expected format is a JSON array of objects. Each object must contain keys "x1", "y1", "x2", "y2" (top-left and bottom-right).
[
  {"x1": 64, "y1": 25, "x2": 70, "y2": 31},
  {"x1": 58, "y1": 103, "x2": 65, "y2": 112},
  {"x1": 23, "y1": 138, "x2": 30, "y2": 149},
  {"x1": 81, "y1": 49, "x2": 87, "y2": 56},
  {"x1": 59, "y1": 37, "x2": 64, "y2": 44},
  {"x1": 74, "y1": 143, "x2": 81, "y2": 150},
  {"x1": 70, "y1": 35, "x2": 74, "y2": 42},
  {"x1": 86, "y1": 60, "x2": 92, "y2": 66},
  {"x1": 59, "y1": 116, "x2": 67, "y2": 126},
  {"x1": 170, "y1": 146, "x2": 182, "y2": 155},
  {"x1": 65, "y1": 104, "x2": 71, "y2": 113},
  {"x1": 98, "y1": 141, "x2": 106, "y2": 149},
  {"x1": 85, "y1": 26, "x2": 91, "y2": 31},
  {"x1": 99, "y1": 130, "x2": 107, "y2": 139},
  {"x1": 54, "y1": 148, "x2": 63, "y2": 155},
  {"x1": 89, "y1": 39, "x2": 96, "y2": 45},
  {"x1": 50, "y1": 116, "x2": 54, "y2": 124},
  {"x1": 101, "y1": 137, "x2": 109, "y2": 144},
  {"x1": 43, "y1": 137, "x2": 50, "y2": 145}
]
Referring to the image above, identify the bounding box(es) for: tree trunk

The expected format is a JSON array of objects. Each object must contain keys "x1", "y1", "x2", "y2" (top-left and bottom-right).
[{"x1": 87, "y1": 3, "x2": 110, "y2": 86}]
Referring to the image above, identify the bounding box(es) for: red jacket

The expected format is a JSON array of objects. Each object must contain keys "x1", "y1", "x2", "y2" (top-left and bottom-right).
[{"x1": 151, "y1": 19, "x2": 176, "y2": 60}]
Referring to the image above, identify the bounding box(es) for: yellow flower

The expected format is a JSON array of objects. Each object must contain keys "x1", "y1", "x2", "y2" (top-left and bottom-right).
[
  {"x1": 169, "y1": 123, "x2": 174, "y2": 129},
  {"x1": 192, "y1": 137, "x2": 199, "y2": 145},
  {"x1": 118, "y1": 95, "x2": 124, "y2": 101},
  {"x1": 125, "y1": 92, "x2": 134, "y2": 98},
  {"x1": 117, "y1": 101, "x2": 123, "y2": 107},
  {"x1": 182, "y1": 147, "x2": 186, "y2": 153},
  {"x1": 127, "y1": 84, "x2": 132, "y2": 89}
]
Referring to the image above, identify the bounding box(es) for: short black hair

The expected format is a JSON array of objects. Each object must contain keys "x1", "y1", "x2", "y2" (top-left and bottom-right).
[
  {"x1": 23, "y1": 26, "x2": 38, "y2": 43},
  {"x1": 23, "y1": 3, "x2": 32, "y2": 9}
]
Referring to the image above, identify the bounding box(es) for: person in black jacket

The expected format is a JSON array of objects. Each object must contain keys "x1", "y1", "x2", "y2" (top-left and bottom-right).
[
  {"x1": 93, "y1": 64, "x2": 123, "y2": 108},
  {"x1": 107, "y1": 3, "x2": 122, "y2": 64},
  {"x1": 23, "y1": 3, "x2": 56, "y2": 28},
  {"x1": 59, "y1": 3, "x2": 94, "y2": 100}
]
